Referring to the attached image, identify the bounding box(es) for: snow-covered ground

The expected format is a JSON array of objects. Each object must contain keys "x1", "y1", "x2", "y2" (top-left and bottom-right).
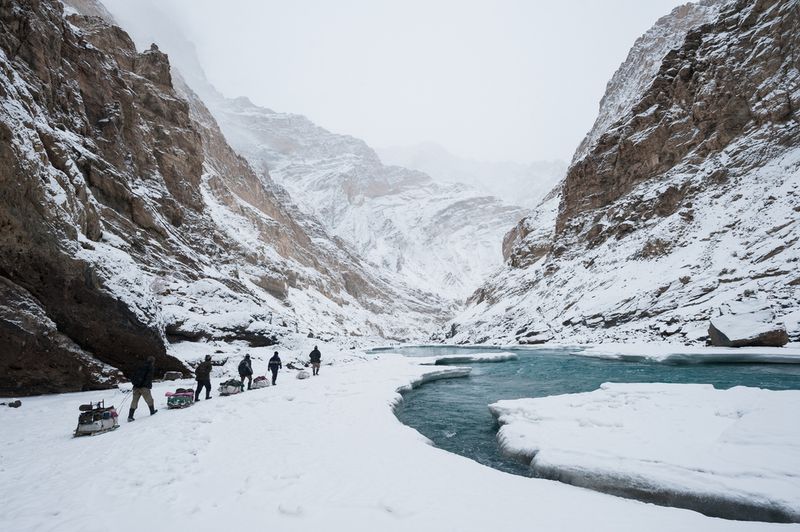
[
  {"x1": 1, "y1": 341, "x2": 797, "y2": 531},
  {"x1": 491, "y1": 383, "x2": 800, "y2": 523}
]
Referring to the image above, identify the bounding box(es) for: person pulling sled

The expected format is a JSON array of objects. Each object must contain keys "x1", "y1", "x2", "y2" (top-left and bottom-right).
[
  {"x1": 238, "y1": 354, "x2": 254, "y2": 390},
  {"x1": 309, "y1": 345, "x2": 322, "y2": 376},
  {"x1": 128, "y1": 356, "x2": 157, "y2": 422},
  {"x1": 268, "y1": 351, "x2": 282, "y2": 385},
  {"x1": 195, "y1": 355, "x2": 213, "y2": 401}
]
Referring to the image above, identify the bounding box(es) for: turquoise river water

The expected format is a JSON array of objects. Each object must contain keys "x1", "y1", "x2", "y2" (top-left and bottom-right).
[{"x1": 385, "y1": 346, "x2": 800, "y2": 477}]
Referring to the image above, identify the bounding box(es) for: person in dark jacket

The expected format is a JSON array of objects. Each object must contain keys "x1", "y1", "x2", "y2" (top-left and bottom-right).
[
  {"x1": 195, "y1": 354, "x2": 213, "y2": 401},
  {"x1": 268, "y1": 352, "x2": 282, "y2": 385},
  {"x1": 309, "y1": 346, "x2": 322, "y2": 376},
  {"x1": 128, "y1": 356, "x2": 157, "y2": 421},
  {"x1": 238, "y1": 354, "x2": 253, "y2": 390}
]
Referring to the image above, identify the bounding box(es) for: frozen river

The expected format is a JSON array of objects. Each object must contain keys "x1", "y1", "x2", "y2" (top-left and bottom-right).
[{"x1": 387, "y1": 346, "x2": 800, "y2": 481}]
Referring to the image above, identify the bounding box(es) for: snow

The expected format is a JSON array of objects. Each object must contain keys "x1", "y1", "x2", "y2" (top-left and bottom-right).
[
  {"x1": 490, "y1": 383, "x2": 800, "y2": 522},
  {"x1": 0, "y1": 342, "x2": 786, "y2": 532},
  {"x1": 573, "y1": 342, "x2": 800, "y2": 363}
]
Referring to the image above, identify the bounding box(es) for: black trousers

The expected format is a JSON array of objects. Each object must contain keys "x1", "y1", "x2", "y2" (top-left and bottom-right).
[
  {"x1": 195, "y1": 379, "x2": 211, "y2": 400},
  {"x1": 271, "y1": 368, "x2": 278, "y2": 385},
  {"x1": 241, "y1": 374, "x2": 252, "y2": 389}
]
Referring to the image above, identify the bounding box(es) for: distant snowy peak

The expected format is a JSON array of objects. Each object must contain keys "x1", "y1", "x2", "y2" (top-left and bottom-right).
[
  {"x1": 209, "y1": 97, "x2": 526, "y2": 300},
  {"x1": 377, "y1": 142, "x2": 565, "y2": 208},
  {"x1": 216, "y1": 96, "x2": 381, "y2": 168},
  {"x1": 572, "y1": 0, "x2": 722, "y2": 164}
]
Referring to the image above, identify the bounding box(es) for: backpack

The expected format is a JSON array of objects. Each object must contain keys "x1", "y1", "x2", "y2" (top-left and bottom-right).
[{"x1": 238, "y1": 359, "x2": 252, "y2": 375}]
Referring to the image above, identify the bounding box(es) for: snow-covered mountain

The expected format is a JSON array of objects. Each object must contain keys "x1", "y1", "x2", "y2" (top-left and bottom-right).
[
  {"x1": 206, "y1": 98, "x2": 526, "y2": 300},
  {"x1": 0, "y1": 0, "x2": 447, "y2": 394},
  {"x1": 377, "y1": 142, "x2": 565, "y2": 208},
  {"x1": 100, "y1": 1, "x2": 527, "y2": 302},
  {"x1": 447, "y1": 0, "x2": 800, "y2": 345}
]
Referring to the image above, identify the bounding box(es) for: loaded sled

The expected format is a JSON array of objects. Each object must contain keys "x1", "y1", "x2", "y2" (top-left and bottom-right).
[
  {"x1": 251, "y1": 376, "x2": 270, "y2": 389},
  {"x1": 219, "y1": 379, "x2": 244, "y2": 396},
  {"x1": 165, "y1": 388, "x2": 195, "y2": 409},
  {"x1": 74, "y1": 400, "x2": 119, "y2": 437}
]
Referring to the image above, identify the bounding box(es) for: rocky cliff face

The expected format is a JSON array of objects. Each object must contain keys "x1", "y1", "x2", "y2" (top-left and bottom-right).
[
  {"x1": 0, "y1": 0, "x2": 445, "y2": 395},
  {"x1": 572, "y1": 0, "x2": 722, "y2": 164},
  {"x1": 0, "y1": 1, "x2": 196, "y2": 393},
  {"x1": 449, "y1": 0, "x2": 800, "y2": 344}
]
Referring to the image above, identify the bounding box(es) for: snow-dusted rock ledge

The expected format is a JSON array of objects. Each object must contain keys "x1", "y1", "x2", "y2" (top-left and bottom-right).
[
  {"x1": 573, "y1": 343, "x2": 800, "y2": 364},
  {"x1": 395, "y1": 366, "x2": 472, "y2": 394},
  {"x1": 490, "y1": 383, "x2": 800, "y2": 522},
  {"x1": 427, "y1": 352, "x2": 518, "y2": 365}
]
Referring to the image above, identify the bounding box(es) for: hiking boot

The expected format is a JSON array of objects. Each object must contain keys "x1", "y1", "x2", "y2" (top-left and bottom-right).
[
  {"x1": 149, "y1": 406, "x2": 158, "y2": 415},
  {"x1": 128, "y1": 408, "x2": 135, "y2": 422},
  {"x1": 206, "y1": 395, "x2": 212, "y2": 400}
]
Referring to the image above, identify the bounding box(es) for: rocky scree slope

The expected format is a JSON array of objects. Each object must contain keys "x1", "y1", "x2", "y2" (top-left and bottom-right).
[
  {"x1": 448, "y1": 0, "x2": 800, "y2": 345},
  {"x1": 0, "y1": 0, "x2": 443, "y2": 395}
]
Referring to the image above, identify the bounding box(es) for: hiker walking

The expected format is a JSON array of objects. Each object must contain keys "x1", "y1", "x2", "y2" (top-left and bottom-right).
[
  {"x1": 238, "y1": 354, "x2": 254, "y2": 390},
  {"x1": 128, "y1": 356, "x2": 157, "y2": 421},
  {"x1": 268, "y1": 351, "x2": 282, "y2": 385},
  {"x1": 309, "y1": 345, "x2": 322, "y2": 376},
  {"x1": 195, "y1": 354, "x2": 213, "y2": 401}
]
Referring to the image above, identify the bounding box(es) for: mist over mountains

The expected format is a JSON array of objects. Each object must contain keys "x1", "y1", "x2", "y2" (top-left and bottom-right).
[{"x1": 377, "y1": 142, "x2": 565, "y2": 208}]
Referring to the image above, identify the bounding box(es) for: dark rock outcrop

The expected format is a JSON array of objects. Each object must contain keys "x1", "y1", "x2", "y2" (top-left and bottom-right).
[
  {"x1": 0, "y1": 276, "x2": 122, "y2": 395},
  {"x1": 708, "y1": 317, "x2": 789, "y2": 347}
]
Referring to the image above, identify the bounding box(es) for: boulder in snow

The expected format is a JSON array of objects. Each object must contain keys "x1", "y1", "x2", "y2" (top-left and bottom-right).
[{"x1": 708, "y1": 314, "x2": 789, "y2": 347}]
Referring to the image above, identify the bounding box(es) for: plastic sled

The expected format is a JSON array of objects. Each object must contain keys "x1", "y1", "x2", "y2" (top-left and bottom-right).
[
  {"x1": 74, "y1": 400, "x2": 119, "y2": 437},
  {"x1": 166, "y1": 388, "x2": 195, "y2": 409}
]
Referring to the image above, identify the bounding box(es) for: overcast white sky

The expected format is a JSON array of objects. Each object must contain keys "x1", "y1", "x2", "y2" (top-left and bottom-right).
[{"x1": 104, "y1": 0, "x2": 685, "y2": 163}]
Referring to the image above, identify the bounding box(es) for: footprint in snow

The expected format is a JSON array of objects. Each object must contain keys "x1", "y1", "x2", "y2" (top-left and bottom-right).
[
  {"x1": 278, "y1": 503, "x2": 304, "y2": 516},
  {"x1": 379, "y1": 502, "x2": 411, "y2": 518}
]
